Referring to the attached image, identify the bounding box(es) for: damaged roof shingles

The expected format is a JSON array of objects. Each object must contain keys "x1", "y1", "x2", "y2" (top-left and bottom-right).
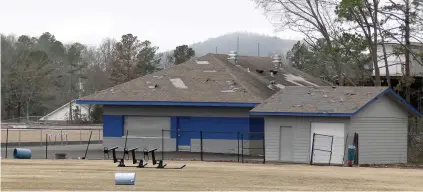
[
  {"x1": 211, "y1": 54, "x2": 330, "y2": 87},
  {"x1": 80, "y1": 53, "x2": 330, "y2": 104},
  {"x1": 251, "y1": 86, "x2": 388, "y2": 113}
]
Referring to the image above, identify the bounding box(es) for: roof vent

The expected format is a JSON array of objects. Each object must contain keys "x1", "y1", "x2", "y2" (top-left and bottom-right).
[
  {"x1": 227, "y1": 51, "x2": 238, "y2": 64},
  {"x1": 148, "y1": 84, "x2": 158, "y2": 89},
  {"x1": 256, "y1": 69, "x2": 264, "y2": 74},
  {"x1": 269, "y1": 70, "x2": 278, "y2": 77},
  {"x1": 272, "y1": 54, "x2": 282, "y2": 68}
]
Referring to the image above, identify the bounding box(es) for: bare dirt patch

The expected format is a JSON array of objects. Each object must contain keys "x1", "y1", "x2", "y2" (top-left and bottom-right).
[{"x1": 1, "y1": 159, "x2": 423, "y2": 191}]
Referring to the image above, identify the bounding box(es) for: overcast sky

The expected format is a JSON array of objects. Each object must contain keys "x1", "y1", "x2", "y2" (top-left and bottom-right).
[{"x1": 0, "y1": 0, "x2": 303, "y2": 51}]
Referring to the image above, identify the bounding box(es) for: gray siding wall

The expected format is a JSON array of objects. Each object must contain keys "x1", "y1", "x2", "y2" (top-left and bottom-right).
[
  {"x1": 103, "y1": 105, "x2": 250, "y2": 117},
  {"x1": 191, "y1": 139, "x2": 263, "y2": 155},
  {"x1": 264, "y1": 117, "x2": 350, "y2": 163},
  {"x1": 350, "y1": 95, "x2": 409, "y2": 164},
  {"x1": 104, "y1": 137, "x2": 176, "y2": 152},
  {"x1": 104, "y1": 138, "x2": 261, "y2": 155}
]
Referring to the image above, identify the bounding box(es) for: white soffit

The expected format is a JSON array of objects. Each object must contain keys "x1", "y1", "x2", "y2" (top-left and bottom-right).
[
  {"x1": 169, "y1": 78, "x2": 188, "y2": 89},
  {"x1": 196, "y1": 60, "x2": 210, "y2": 65}
]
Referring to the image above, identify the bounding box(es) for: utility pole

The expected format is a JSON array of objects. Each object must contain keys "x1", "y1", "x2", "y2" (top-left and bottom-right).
[
  {"x1": 258, "y1": 42, "x2": 260, "y2": 57},
  {"x1": 237, "y1": 36, "x2": 239, "y2": 54},
  {"x1": 215, "y1": 46, "x2": 217, "y2": 54},
  {"x1": 26, "y1": 100, "x2": 29, "y2": 122}
]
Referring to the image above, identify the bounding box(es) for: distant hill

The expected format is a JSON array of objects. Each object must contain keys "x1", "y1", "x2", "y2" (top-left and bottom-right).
[
  {"x1": 159, "y1": 32, "x2": 297, "y2": 68},
  {"x1": 191, "y1": 32, "x2": 297, "y2": 57}
]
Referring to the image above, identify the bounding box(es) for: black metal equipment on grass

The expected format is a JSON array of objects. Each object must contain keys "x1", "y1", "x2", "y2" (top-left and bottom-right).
[
  {"x1": 103, "y1": 130, "x2": 185, "y2": 169},
  {"x1": 103, "y1": 146, "x2": 119, "y2": 161},
  {"x1": 103, "y1": 131, "x2": 185, "y2": 169},
  {"x1": 104, "y1": 146, "x2": 186, "y2": 169}
]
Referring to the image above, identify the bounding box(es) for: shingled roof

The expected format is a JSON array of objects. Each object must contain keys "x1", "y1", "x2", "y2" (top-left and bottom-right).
[
  {"x1": 250, "y1": 86, "x2": 422, "y2": 117},
  {"x1": 77, "y1": 53, "x2": 329, "y2": 105},
  {"x1": 212, "y1": 54, "x2": 330, "y2": 87}
]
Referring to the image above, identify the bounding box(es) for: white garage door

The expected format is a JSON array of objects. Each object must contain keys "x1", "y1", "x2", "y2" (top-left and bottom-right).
[
  {"x1": 124, "y1": 116, "x2": 170, "y2": 138},
  {"x1": 310, "y1": 123, "x2": 345, "y2": 165}
]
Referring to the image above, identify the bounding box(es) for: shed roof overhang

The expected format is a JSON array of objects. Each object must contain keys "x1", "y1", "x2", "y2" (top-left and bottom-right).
[
  {"x1": 250, "y1": 88, "x2": 422, "y2": 117},
  {"x1": 75, "y1": 100, "x2": 260, "y2": 108}
]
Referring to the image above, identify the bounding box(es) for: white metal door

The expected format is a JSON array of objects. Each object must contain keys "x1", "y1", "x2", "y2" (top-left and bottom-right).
[
  {"x1": 310, "y1": 123, "x2": 345, "y2": 164},
  {"x1": 279, "y1": 126, "x2": 293, "y2": 161}
]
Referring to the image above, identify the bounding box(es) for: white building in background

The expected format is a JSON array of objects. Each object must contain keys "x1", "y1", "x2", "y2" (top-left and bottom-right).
[
  {"x1": 374, "y1": 42, "x2": 423, "y2": 77},
  {"x1": 39, "y1": 100, "x2": 90, "y2": 121}
]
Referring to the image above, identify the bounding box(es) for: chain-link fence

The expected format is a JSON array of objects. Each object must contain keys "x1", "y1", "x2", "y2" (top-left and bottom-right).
[
  {"x1": 2, "y1": 128, "x2": 265, "y2": 164},
  {"x1": 159, "y1": 130, "x2": 265, "y2": 163},
  {"x1": 1, "y1": 128, "x2": 102, "y2": 146},
  {"x1": 409, "y1": 118, "x2": 423, "y2": 163},
  {"x1": 1, "y1": 128, "x2": 103, "y2": 159},
  {"x1": 97, "y1": 129, "x2": 265, "y2": 164}
]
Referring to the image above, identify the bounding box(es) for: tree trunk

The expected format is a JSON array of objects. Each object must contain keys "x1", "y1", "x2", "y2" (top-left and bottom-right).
[
  {"x1": 377, "y1": 27, "x2": 391, "y2": 87},
  {"x1": 372, "y1": 0, "x2": 381, "y2": 86},
  {"x1": 335, "y1": 53, "x2": 344, "y2": 86},
  {"x1": 404, "y1": 0, "x2": 411, "y2": 103},
  {"x1": 69, "y1": 100, "x2": 73, "y2": 123},
  {"x1": 6, "y1": 105, "x2": 11, "y2": 120},
  {"x1": 17, "y1": 102, "x2": 21, "y2": 122},
  {"x1": 26, "y1": 100, "x2": 30, "y2": 122}
]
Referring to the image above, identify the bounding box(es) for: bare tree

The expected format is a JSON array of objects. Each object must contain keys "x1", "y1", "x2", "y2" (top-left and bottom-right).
[
  {"x1": 337, "y1": 0, "x2": 383, "y2": 86},
  {"x1": 253, "y1": 0, "x2": 345, "y2": 85},
  {"x1": 380, "y1": 0, "x2": 423, "y2": 102}
]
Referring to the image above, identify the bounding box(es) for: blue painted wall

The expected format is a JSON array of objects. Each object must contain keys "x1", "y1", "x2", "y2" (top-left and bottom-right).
[
  {"x1": 102, "y1": 114, "x2": 264, "y2": 144},
  {"x1": 249, "y1": 117, "x2": 265, "y2": 140},
  {"x1": 103, "y1": 115, "x2": 124, "y2": 137},
  {"x1": 171, "y1": 117, "x2": 264, "y2": 145}
]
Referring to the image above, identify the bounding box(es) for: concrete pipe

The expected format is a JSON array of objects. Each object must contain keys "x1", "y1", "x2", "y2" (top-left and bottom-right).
[
  {"x1": 115, "y1": 173, "x2": 136, "y2": 185},
  {"x1": 13, "y1": 148, "x2": 32, "y2": 159}
]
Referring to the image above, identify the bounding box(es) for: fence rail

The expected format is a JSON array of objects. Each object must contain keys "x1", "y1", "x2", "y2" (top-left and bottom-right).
[{"x1": 1, "y1": 128, "x2": 103, "y2": 146}]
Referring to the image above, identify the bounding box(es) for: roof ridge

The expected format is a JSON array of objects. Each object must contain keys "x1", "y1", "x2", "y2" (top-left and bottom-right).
[{"x1": 208, "y1": 54, "x2": 253, "y2": 94}]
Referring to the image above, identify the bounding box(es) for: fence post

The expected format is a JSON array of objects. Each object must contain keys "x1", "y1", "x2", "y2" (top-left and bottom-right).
[
  {"x1": 310, "y1": 133, "x2": 316, "y2": 165},
  {"x1": 5, "y1": 128, "x2": 8, "y2": 158},
  {"x1": 356, "y1": 133, "x2": 359, "y2": 165},
  {"x1": 200, "y1": 131, "x2": 203, "y2": 161},
  {"x1": 237, "y1": 132, "x2": 240, "y2": 162},
  {"x1": 45, "y1": 134, "x2": 48, "y2": 159},
  {"x1": 17, "y1": 130, "x2": 20, "y2": 147},
  {"x1": 98, "y1": 129, "x2": 101, "y2": 142},
  {"x1": 40, "y1": 129, "x2": 43, "y2": 146},
  {"x1": 60, "y1": 130, "x2": 63, "y2": 145},
  {"x1": 262, "y1": 132, "x2": 265, "y2": 164},
  {"x1": 329, "y1": 136, "x2": 334, "y2": 166},
  {"x1": 161, "y1": 129, "x2": 164, "y2": 160},
  {"x1": 80, "y1": 128, "x2": 82, "y2": 144},
  {"x1": 241, "y1": 134, "x2": 244, "y2": 163}
]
